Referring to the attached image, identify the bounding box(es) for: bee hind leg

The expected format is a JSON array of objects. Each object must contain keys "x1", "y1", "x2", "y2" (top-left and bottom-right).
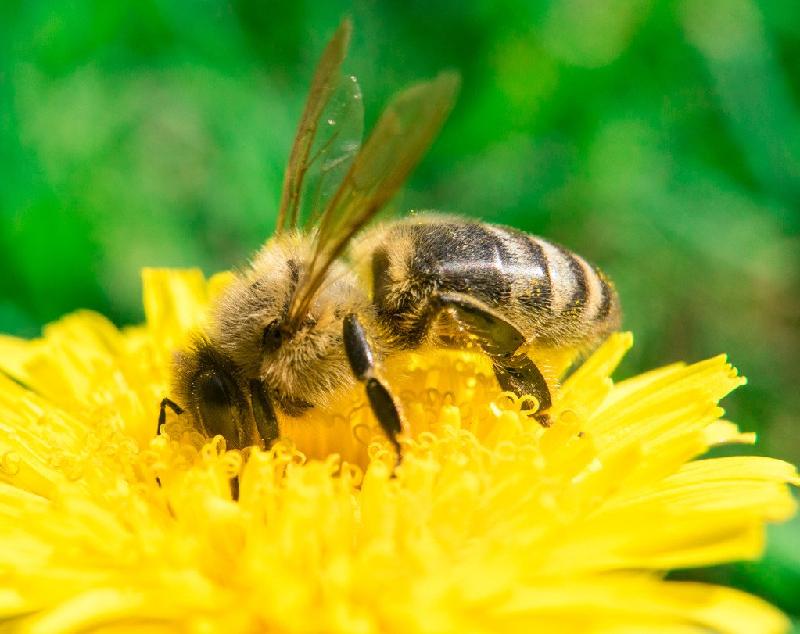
[
  {"x1": 492, "y1": 354, "x2": 552, "y2": 426},
  {"x1": 428, "y1": 292, "x2": 552, "y2": 425},
  {"x1": 343, "y1": 313, "x2": 403, "y2": 460}
]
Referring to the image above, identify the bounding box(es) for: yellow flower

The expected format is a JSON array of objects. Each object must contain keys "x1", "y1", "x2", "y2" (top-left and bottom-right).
[{"x1": 0, "y1": 268, "x2": 796, "y2": 633}]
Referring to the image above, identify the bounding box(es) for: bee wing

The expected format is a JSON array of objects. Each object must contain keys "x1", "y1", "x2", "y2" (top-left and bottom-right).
[
  {"x1": 287, "y1": 71, "x2": 460, "y2": 326},
  {"x1": 300, "y1": 74, "x2": 364, "y2": 228},
  {"x1": 276, "y1": 19, "x2": 364, "y2": 233}
]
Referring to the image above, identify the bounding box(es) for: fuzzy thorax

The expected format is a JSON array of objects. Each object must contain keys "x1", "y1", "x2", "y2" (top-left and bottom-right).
[{"x1": 204, "y1": 233, "x2": 372, "y2": 412}]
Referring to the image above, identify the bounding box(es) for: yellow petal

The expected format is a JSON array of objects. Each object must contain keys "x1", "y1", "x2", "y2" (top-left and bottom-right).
[{"x1": 0, "y1": 268, "x2": 794, "y2": 633}]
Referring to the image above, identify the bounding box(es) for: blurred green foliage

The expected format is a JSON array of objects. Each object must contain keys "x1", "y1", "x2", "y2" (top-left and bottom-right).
[{"x1": 1, "y1": 0, "x2": 799, "y2": 618}]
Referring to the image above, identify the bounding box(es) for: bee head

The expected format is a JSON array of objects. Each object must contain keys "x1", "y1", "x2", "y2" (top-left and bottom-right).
[{"x1": 172, "y1": 338, "x2": 277, "y2": 450}]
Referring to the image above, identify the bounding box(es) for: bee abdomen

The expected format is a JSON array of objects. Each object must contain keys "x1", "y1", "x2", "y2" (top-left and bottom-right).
[
  {"x1": 445, "y1": 223, "x2": 620, "y2": 343},
  {"x1": 366, "y1": 219, "x2": 619, "y2": 346},
  {"x1": 519, "y1": 232, "x2": 619, "y2": 342}
]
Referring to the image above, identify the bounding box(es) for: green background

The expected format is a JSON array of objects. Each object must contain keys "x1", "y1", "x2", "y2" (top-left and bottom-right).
[{"x1": 2, "y1": 0, "x2": 799, "y2": 622}]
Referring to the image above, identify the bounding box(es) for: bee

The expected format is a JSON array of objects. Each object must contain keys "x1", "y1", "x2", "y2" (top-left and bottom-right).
[{"x1": 159, "y1": 20, "x2": 620, "y2": 458}]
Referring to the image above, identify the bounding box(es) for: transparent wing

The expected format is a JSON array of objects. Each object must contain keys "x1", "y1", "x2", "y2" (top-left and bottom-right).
[
  {"x1": 276, "y1": 19, "x2": 357, "y2": 233},
  {"x1": 300, "y1": 73, "x2": 363, "y2": 228},
  {"x1": 287, "y1": 71, "x2": 460, "y2": 326}
]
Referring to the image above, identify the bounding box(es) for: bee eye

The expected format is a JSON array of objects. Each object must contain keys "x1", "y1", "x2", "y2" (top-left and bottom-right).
[
  {"x1": 194, "y1": 370, "x2": 241, "y2": 448},
  {"x1": 262, "y1": 319, "x2": 283, "y2": 353}
]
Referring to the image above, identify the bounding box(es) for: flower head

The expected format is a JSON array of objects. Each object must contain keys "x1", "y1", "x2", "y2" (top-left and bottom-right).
[{"x1": 0, "y1": 269, "x2": 796, "y2": 633}]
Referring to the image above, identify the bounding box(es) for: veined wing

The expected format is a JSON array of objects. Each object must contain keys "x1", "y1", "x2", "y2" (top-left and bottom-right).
[
  {"x1": 275, "y1": 19, "x2": 363, "y2": 232},
  {"x1": 300, "y1": 74, "x2": 363, "y2": 228},
  {"x1": 287, "y1": 71, "x2": 460, "y2": 327}
]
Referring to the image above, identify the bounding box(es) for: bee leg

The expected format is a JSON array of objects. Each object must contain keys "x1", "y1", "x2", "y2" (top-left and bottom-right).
[
  {"x1": 492, "y1": 354, "x2": 552, "y2": 426},
  {"x1": 343, "y1": 313, "x2": 403, "y2": 459},
  {"x1": 429, "y1": 292, "x2": 552, "y2": 425},
  {"x1": 157, "y1": 397, "x2": 184, "y2": 434},
  {"x1": 249, "y1": 379, "x2": 280, "y2": 450},
  {"x1": 154, "y1": 397, "x2": 184, "y2": 490}
]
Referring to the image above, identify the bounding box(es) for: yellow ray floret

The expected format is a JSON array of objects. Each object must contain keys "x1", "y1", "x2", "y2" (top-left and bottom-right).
[{"x1": 0, "y1": 268, "x2": 796, "y2": 633}]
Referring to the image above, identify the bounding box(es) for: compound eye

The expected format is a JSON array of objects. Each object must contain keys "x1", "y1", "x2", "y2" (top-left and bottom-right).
[
  {"x1": 194, "y1": 370, "x2": 242, "y2": 449},
  {"x1": 262, "y1": 319, "x2": 283, "y2": 353}
]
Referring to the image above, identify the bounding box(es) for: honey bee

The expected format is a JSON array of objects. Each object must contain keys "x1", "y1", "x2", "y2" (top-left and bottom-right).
[{"x1": 159, "y1": 20, "x2": 620, "y2": 458}]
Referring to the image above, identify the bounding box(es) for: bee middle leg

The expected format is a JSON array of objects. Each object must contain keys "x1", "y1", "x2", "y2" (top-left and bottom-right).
[
  {"x1": 343, "y1": 313, "x2": 403, "y2": 458},
  {"x1": 427, "y1": 292, "x2": 552, "y2": 425}
]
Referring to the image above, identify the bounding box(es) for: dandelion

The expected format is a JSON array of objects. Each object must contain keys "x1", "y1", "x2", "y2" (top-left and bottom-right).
[{"x1": 0, "y1": 268, "x2": 796, "y2": 633}]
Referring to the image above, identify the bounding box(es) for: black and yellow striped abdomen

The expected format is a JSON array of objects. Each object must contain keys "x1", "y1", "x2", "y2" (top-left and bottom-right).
[{"x1": 352, "y1": 216, "x2": 620, "y2": 350}]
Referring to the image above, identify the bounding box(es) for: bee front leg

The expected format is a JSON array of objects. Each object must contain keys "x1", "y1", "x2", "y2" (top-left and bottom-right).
[
  {"x1": 157, "y1": 397, "x2": 184, "y2": 435},
  {"x1": 429, "y1": 292, "x2": 552, "y2": 425},
  {"x1": 343, "y1": 313, "x2": 403, "y2": 459},
  {"x1": 249, "y1": 379, "x2": 280, "y2": 450}
]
